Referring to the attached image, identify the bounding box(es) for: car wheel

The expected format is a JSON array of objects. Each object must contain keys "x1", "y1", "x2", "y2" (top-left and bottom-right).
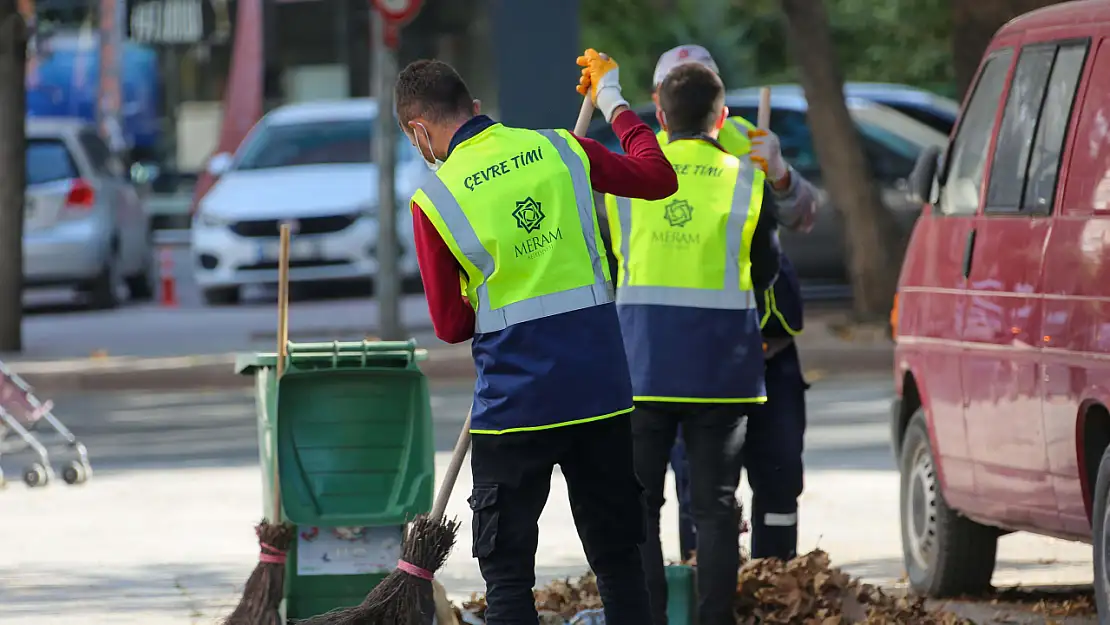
[
  {"x1": 86, "y1": 260, "x2": 121, "y2": 310},
  {"x1": 900, "y1": 408, "x2": 998, "y2": 597},
  {"x1": 203, "y1": 286, "x2": 240, "y2": 306},
  {"x1": 1091, "y1": 445, "x2": 1110, "y2": 617}
]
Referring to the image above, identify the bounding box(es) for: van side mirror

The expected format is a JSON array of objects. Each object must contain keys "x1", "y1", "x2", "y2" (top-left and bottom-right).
[{"x1": 908, "y1": 146, "x2": 941, "y2": 205}]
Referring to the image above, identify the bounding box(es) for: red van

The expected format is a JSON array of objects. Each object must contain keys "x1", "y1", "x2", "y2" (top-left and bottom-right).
[{"x1": 891, "y1": 0, "x2": 1110, "y2": 614}]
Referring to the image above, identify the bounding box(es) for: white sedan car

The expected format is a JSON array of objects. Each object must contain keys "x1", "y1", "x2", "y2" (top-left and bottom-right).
[{"x1": 191, "y1": 99, "x2": 424, "y2": 305}]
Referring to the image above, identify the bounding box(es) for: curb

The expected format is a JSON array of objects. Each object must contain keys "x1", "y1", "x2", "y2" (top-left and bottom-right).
[
  {"x1": 9, "y1": 349, "x2": 478, "y2": 394},
  {"x1": 7, "y1": 341, "x2": 893, "y2": 395}
]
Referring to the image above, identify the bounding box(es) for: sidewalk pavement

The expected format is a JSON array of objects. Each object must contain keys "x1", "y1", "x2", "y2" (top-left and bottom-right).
[
  {"x1": 1, "y1": 467, "x2": 1091, "y2": 624},
  {"x1": 4, "y1": 307, "x2": 893, "y2": 393}
]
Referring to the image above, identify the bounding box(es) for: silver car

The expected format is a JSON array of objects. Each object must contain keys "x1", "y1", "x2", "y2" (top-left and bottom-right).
[{"x1": 23, "y1": 118, "x2": 153, "y2": 309}]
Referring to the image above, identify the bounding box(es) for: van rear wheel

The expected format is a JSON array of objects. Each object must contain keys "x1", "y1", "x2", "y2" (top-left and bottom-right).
[
  {"x1": 900, "y1": 409, "x2": 998, "y2": 597},
  {"x1": 1090, "y1": 446, "x2": 1110, "y2": 616}
]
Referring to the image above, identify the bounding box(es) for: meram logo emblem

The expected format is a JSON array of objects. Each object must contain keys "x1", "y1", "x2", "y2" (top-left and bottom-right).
[
  {"x1": 513, "y1": 197, "x2": 545, "y2": 233},
  {"x1": 663, "y1": 199, "x2": 693, "y2": 227}
]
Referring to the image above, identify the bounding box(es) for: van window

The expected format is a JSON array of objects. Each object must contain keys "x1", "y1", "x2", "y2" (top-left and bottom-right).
[
  {"x1": 938, "y1": 50, "x2": 1013, "y2": 215},
  {"x1": 986, "y1": 47, "x2": 1054, "y2": 210},
  {"x1": 986, "y1": 41, "x2": 1088, "y2": 214},
  {"x1": 1024, "y1": 45, "x2": 1087, "y2": 212}
]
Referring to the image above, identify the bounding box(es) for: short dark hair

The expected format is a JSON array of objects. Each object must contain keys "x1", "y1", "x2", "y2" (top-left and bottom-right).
[
  {"x1": 394, "y1": 59, "x2": 474, "y2": 126},
  {"x1": 658, "y1": 63, "x2": 725, "y2": 136}
]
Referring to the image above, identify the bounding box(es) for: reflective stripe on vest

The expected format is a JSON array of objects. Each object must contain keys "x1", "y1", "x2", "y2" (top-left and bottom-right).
[
  {"x1": 760, "y1": 287, "x2": 802, "y2": 335},
  {"x1": 416, "y1": 129, "x2": 612, "y2": 334},
  {"x1": 611, "y1": 163, "x2": 760, "y2": 310}
]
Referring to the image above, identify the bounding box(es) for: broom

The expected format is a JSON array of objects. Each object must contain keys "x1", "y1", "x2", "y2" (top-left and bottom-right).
[
  {"x1": 295, "y1": 94, "x2": 598, "y2": 625},
  {"x1": 223, "y1": 223, "x2": 297, "y2": 625}
]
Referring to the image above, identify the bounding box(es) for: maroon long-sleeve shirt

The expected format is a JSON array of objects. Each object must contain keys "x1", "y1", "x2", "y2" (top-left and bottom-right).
[{"x1": 411, "y1": 110, "x2": 678, "y2": 344}]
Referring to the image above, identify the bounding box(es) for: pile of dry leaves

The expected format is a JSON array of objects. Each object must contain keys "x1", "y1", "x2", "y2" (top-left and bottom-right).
[
  {"x1": 458, "y1": 571, "x2": 603, "y2": 624},
  {"x1": 456, "y1": 549, "x2": 976, "y2": 624},
  {"x1": 733, "y1": 550, "x2": 970, "y2": 624}
]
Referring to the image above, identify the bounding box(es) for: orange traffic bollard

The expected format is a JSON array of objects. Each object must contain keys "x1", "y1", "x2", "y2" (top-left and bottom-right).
[{"x1": 159, "y1": 247, "x2": 178, "y2": 307}]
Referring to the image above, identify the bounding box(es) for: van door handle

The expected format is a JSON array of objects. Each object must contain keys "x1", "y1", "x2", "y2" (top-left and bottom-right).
[{"x1": 962, "y1": 229, "x2": 976, "y2": 279}]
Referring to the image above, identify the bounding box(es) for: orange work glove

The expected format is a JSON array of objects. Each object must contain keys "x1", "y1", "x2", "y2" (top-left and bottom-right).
[{"x1": 575, "y1": 48, "x2": 629, "y2": 122}]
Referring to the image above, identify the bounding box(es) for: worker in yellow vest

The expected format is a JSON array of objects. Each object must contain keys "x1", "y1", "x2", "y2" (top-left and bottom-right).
[
  {"x1": 400, "y1": 55, "x2": 679, "y2": 625},
  {"x1": 600, "y1": 62, "x2": 781, "y2": 625},
  {"x1": 652, "y1": 44, "x2": 816, "y2": 566}
]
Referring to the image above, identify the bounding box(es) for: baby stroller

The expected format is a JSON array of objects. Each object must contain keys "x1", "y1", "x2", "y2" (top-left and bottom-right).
[{"x1": 0, "y1": 359, "x2": 91, "y2": 488}]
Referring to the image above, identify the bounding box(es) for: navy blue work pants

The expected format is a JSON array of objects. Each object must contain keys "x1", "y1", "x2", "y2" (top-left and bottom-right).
[
  {"x1": 635, "y1": 402, "x2": 747, "y2": 625},
  {"x1": 744, "y1": 343, "x2": 808, "y2": 560}
]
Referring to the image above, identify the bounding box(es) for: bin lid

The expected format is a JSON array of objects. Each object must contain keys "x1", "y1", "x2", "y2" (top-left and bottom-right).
[{"x1": 236, "y1": 339, "x2": 428, "y2": 375}]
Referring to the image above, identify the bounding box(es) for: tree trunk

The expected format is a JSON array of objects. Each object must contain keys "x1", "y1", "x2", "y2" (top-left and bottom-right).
[
  {"x1": 0, "y1": 0, "x2": 26, "y2": 353},
  {"x1": 952, "y1": 0, "x2": 1069, "y2": 98},
  {"x1": 778, "y1": 0, "x2": 902, "y2": 321}
]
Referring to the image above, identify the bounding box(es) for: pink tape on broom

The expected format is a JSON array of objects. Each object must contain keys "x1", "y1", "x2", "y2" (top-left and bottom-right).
[
  {"x1": 396, "y1": 559, "x2": 434, "y2": 580},
  {"x1": 259, "y1": 542, "x2": 287, "y2": 565}
]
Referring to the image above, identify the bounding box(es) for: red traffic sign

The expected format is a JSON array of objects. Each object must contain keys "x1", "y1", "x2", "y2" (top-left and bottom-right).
[{"x1": 371, "y1": 0, "x2": 422, "y2": 24}]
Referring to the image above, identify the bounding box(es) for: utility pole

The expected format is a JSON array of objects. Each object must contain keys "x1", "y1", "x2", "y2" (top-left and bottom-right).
[
  {"x1": 0, "y1": 0, "x2": 27, "y2": 353},
  {"x1": 372, "y1": 8, "x2": 400, "y2": 340},
  {"x1": 369, "y1": 0, "x2": 421, "y2": 340}
]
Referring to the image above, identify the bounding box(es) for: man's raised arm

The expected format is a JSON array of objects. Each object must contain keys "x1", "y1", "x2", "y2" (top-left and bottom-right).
[{"x1": 574, "y1": 49, "x2": 678, "y2": 201}]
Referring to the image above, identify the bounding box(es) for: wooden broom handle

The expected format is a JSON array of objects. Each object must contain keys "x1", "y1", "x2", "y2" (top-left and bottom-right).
[
  {"x1": 574, "y1": 95, "x2": 595, "y2": 136},
  {"x1": 272, "y1": 223, "x2": 292, "y2": 521},
  {"x1": 431, "y1": 409, "x2": 471, "y2": 521},
  {"x1": 277, "y1": 224, "x2": 291, "y2": 377},
  {"x1": 757, "y1": 87, "x2": 772, "y2": 130}
]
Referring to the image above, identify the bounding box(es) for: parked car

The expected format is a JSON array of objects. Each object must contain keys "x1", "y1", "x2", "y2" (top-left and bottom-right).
[
  {"x1": 190, "y1": 99, "x2": 423, "y2": 305},
  {"x1": 587, "y1": 95, "x2": 948, "y2": 283},
  {"x1": 892, "y1": 0, "x2": 1110, "y2": 615},
  {"x1": 728, "y1": 83, "x2": 960, "y2": 136},
  {"x1": 23, "y1": 118, "x2": 153, "y2": 309}
]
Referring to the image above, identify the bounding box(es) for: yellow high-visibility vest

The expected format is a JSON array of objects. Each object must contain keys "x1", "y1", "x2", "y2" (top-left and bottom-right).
[
  {"x1": 413, "y1": 122, "x2": 631, "y2": 434},
  {"x1": 602, "y1": 138, "x2": 767, "y2": 403}
]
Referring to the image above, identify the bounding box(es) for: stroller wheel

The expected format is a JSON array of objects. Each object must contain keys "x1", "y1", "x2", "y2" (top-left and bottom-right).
[
  {"x1": 61, "y1": 460, "x2": 90, "y2": 485},
  {"x1": 22, "y1": 463, "x2": 50, "y2": 488}
]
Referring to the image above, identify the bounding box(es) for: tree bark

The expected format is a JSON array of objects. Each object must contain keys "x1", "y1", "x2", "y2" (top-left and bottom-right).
[
  {"x1": 952, "y1": 0, "x2": 1069, "y2": 98},
  {"x1": 0, "y1": 0, "x2": 26, "y2": 353},
  {"x1": 778, "y1": 0, "x2": 902, "y2": 321}
]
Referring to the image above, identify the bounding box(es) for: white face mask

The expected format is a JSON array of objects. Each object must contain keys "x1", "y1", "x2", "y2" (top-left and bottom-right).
[{"x1": 413, "y1": 123, "x2": 444, "y2": 172}]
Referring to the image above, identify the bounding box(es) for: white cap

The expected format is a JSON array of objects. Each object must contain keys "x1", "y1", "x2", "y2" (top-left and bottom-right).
[{"x1": 652, "y1": 45, "x2": 720, "y2": 88}]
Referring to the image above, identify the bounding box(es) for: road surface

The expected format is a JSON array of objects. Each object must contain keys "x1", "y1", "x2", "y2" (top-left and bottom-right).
[{"x1": 0, "y1": 375, "x2": 1093, "y2": 624}]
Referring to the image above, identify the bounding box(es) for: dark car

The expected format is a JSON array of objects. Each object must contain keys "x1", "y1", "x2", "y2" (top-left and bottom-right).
[
  {"x1": 729, "y1": 83, "x2": 960, "y2": 135},
  {"x1": 586, "y1": 92, "x2": 947, "y2": 284}
]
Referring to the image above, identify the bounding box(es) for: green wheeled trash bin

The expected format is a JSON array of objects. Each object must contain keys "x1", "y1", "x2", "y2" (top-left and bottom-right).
[{"x1": 236, "y1": 339, "x2": 435, "y2": 621}]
